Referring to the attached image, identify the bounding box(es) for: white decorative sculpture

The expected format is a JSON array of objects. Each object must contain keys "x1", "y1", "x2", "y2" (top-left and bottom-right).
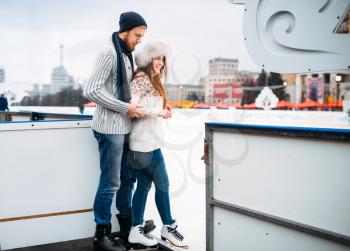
[
  {"x1": 255, "y1": 86, "x2": 279, "y2": 110},
  {"x1": 231, "y1": 0, "x2": 350, "y2": 73}
]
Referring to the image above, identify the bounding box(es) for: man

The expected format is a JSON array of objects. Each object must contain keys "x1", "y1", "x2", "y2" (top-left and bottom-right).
[
  {"x1": 0, "y1": 93, "x2": 9, "y2": 111},
  {"x1": 0, "y1": 93, "x2": 9, "y2": 122},
  {"x1": 85, "y1": 12, "x2": 154, "y2": 251}
]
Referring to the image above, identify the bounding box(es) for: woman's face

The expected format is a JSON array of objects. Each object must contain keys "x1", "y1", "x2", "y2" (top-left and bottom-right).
[{"x1": 152, "y1": 56, "x2": 165, "y2": 75}]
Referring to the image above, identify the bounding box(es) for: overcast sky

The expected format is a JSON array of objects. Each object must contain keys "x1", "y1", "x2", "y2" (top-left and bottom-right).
[{"x1": 0, "y1": 0, "x2": 260, "y2": 85}]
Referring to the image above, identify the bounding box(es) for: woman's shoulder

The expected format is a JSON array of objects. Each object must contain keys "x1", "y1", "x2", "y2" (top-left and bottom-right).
[
  {"x1": 133, "y1": 71, "x2": 150, "y2": 82},
  {"x1": 131, "y1": 71, "x2": 152, "y2": 92},
  {"x1": 131, "y1": 72, "x2": 151, "y2": 93}
]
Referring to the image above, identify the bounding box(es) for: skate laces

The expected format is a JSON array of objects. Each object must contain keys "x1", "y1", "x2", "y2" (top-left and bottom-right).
[
  {"x1": 167, "y1": 225, "x2": 184, "y2": 241},
  {"x1": 138, "y1": 226, "x2": 153, "y2": 240}
]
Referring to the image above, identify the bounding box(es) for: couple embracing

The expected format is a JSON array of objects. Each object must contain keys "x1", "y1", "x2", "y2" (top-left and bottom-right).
[{"x1": 85, "y1": 11, "x2": 188, "y2": 251}]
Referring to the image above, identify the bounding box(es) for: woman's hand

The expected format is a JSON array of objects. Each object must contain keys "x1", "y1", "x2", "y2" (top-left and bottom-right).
[
  {"x1": 165, "y1": 103, "x2": 172, "y2": 111},
  {"x1": 158, "y1": 109, "x2": 172, "y2": 119}
]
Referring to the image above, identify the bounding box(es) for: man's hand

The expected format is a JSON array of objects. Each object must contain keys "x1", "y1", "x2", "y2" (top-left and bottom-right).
[
  {"x1": 158, "y1": 109, "x2": 172, "y2": 119},
  {"x1": 127, "y1": 103, "x2": 145, "y2": 118}
]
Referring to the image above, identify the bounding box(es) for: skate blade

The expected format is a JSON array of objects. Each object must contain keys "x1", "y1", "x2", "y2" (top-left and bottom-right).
[
  {"x1": 153, "y1": 235, "x2": 189, "y2": 250},
  {"x1": 129, "y1": 243, "x2": 159, "y2": 251}
]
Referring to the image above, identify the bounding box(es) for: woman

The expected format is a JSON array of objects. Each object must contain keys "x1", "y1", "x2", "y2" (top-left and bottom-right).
[{"x1": 127, "y1": 40, "x2": 188, "y2": 249}]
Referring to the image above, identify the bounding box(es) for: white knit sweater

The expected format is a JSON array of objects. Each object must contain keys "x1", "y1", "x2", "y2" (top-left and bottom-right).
[{"x1": 129, "y1": 73, "x2": 165, "y2": 152}]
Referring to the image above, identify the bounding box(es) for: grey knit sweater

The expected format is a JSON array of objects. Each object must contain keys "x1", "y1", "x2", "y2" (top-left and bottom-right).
[{"x1": 85, "y1": 40, "x2": 133, "y2": 134}]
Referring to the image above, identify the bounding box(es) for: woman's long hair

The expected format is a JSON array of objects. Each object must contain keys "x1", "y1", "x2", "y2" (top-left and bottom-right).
[{"x1": 133, "y1": 57, "x2": 169, "y2": 109}]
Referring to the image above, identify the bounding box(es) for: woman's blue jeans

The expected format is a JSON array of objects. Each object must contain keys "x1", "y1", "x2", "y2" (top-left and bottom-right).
[
  {"x1": 129, "y1": 149, "x2": 174, "y2": 226},
  {"x1": 93, "y1": 131, "x2": 135, "y2": 225}
]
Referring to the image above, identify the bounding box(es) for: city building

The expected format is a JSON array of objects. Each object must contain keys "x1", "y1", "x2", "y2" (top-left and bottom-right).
[
  {"x1": 282, "y1": 71, "x2": 350, "y2": 105},
  {"x1": 203, "y1": 57, "x2": 258, "y2": 103},
  {"x1": 51, "y1": 66, "x2": 74, "y2": 85},
  {"x1": 336, "y1": 10, "x2": 350, "y2": 34},
  {"x1": 165, "y1": 83, "x2": 205, "y2": 102},
  {"x1": 212, "y1": 82, "x2": 242, "y2": 104},
  {"x1": 0, "y1": 66, "x2": 5, "y2": 83},
  {"x1": 209, "y1": 57, "x2": 238, "y2": 75}
]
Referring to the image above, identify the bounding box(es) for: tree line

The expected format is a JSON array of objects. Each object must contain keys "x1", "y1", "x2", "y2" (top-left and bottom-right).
[
  {"x1": 241, "y1": 70, "x2": 289, "y2": 105},
  {"x1": 19, "y1": 86, "x2": 89, "y2": 107}
]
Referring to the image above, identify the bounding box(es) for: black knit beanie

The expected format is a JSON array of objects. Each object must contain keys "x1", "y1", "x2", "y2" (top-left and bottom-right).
[{"x1": 119, "y1": 11, "x2": 147, "y2": 32}]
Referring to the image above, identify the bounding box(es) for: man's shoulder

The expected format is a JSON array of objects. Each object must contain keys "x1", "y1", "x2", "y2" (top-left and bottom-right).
[{"x1": 98, "y1": 40, "x2": 116, "y2": 59}]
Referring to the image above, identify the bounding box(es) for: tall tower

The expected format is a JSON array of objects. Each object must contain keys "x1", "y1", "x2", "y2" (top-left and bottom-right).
[
  {"x1": 51, "y1": 42, "x2": 74, "y2": 85},
  {"x1": 59, "y1": 43, "x2": 64, "y2": 67}
]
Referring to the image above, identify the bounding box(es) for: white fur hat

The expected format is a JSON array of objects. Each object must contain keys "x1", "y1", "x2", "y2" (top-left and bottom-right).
[{"x1": 135, "y1": 40, "x2": 171, "y2": 68}]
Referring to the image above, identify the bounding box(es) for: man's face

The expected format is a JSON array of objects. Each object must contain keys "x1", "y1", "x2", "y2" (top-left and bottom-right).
[{"x1": 123, "y1": 26, "x2": 146, "y2": 51}]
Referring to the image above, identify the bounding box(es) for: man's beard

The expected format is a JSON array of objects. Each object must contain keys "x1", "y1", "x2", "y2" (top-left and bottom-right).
[{"x1": 125, "y1": 38, "x2": 135, "y2": 51}]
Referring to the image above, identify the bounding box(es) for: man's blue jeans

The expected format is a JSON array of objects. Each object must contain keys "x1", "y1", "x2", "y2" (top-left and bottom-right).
[
  {"x1": 129, "y1": 149, "x2": 174, "y2": 226},
  {"x1": 93, "y1": 131, "x2": 135, "y2": 225}
]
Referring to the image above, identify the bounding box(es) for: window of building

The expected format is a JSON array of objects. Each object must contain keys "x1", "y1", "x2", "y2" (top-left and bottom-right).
[{"x1": 324, "y1": 73, "x2": 330, "y2": 83}]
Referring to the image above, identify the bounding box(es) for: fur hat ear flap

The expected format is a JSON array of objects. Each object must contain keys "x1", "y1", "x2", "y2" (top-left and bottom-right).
[
  {"x1": 135, "y1": 49, "x2": 148, "y2": 68},
  {"x1": 135, "y1": 40, "x2": 171, "y2": 68}
]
